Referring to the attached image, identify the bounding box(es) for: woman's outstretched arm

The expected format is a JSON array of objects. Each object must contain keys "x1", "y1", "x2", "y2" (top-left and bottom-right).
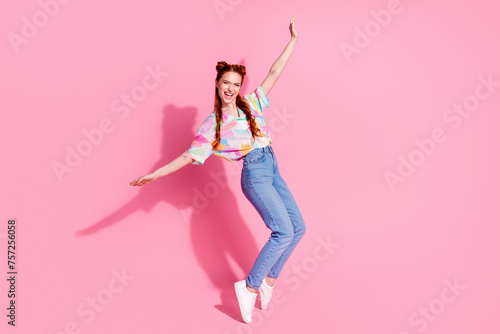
[
  {"x1": 260, "y1": 14, "x2": 299, "y2": 97},
  {"x1": 129, "y1": 155, "x2": 194, "y2": 187}
]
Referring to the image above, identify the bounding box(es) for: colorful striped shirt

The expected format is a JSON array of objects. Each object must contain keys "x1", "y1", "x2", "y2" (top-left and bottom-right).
[{"x1": 182, "y1": 85, "x2": 271, "y2": 165}]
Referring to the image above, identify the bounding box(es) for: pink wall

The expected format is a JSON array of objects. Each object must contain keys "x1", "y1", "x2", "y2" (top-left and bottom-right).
[{"x1": 2, "y1": 0, "x2": 499, "y2": 333}]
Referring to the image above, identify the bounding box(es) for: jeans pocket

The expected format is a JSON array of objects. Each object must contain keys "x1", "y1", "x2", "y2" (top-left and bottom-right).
[{"x1": 244, "y1": 152, "x2": 266, "y2": 165}]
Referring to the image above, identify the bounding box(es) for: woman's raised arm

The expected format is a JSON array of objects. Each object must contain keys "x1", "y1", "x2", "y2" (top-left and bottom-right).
[{"x1": 260, "y1": 14, "x2": 299, "y2": 97}]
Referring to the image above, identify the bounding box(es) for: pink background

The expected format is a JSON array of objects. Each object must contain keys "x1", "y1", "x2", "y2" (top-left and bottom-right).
[{"x1": 2, "y1": 0, "x2": 499, "y2": 333}]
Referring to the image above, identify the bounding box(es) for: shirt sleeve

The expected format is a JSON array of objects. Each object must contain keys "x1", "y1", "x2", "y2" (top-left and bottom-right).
[
  {"x1": 182, "y1": 114, "x2": 216, "y2": 165},
  {"x1": 244, "y1": 85, "x2": 270, "y2": 116}
]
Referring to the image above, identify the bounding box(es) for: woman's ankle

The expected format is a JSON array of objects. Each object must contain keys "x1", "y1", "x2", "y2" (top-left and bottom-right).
[
  {"x1": 246, "y1": 284, "x2": 258, "y2": 294},
  {"x1": 265, "y1": 276, "x2": 275, "y2": 287}
]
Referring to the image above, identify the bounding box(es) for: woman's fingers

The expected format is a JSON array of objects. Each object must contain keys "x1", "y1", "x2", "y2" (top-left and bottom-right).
[
  {"x1": 130, "y1": 173, "x2": 156, "y2": 186},
  {"x1": 290, "y1": 14, "x2": 298, "y2": 38},
  {"x1": 130, "y1": 177, "x2": 143, "y2": 186},
  {"x1": 130, "y1": 176, "x2": 153, "y2": 186}
]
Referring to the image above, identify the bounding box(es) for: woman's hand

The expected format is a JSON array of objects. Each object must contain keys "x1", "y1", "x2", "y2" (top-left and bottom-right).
[
  {"x1": 289, "y1": 14, "x2": 298, "y2": 39},
  {"x1": 130, "y1": 173, "x2": 158, "y2": 187}
]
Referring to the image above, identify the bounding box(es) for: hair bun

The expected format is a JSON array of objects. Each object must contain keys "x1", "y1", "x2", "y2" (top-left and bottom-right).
[
  {"x1": 238, "y1": 65, "x2": 246, "y2": 76},
  {"x1": 216, "y1": 61, "x2": 228, "y2": 72}
]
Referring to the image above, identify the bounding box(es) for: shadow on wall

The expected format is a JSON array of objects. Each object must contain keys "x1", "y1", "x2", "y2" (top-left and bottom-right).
[{"x1": 74, "y1": 99, "x2": 259, "y2": 321}]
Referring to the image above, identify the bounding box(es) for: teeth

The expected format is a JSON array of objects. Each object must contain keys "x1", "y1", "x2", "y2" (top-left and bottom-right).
[{"x1": 225, "y1": 92, "x2": 233, "y2": 96}]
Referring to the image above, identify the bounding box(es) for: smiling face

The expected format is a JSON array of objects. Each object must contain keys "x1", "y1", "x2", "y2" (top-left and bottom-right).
[{"x1": 215, "y1": 71, "x2": 242, "y2": 107}]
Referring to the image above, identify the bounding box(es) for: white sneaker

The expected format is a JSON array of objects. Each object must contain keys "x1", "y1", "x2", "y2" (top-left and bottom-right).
[
  {"x1": 234, "y1": 280, "x2": 257, "y2": 323},
  {"x1": 259, "y1": 279, "x2": 274, "y2": 310}
]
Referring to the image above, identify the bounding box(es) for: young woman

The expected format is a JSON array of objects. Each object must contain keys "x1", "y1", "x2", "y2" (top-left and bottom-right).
[{"x1": 130, "y1": 15, "x2": 305, "y2": 324}]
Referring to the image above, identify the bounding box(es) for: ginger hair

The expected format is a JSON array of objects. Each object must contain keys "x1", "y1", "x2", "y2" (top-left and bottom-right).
[{"x1": 212, "y1": 61, "x2": 265, "y2": 150}]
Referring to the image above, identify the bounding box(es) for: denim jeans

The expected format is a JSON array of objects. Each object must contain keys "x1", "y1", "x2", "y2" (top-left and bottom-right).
[{"x1": 241, "y1": 145, "x2": 306, "y2": 290}]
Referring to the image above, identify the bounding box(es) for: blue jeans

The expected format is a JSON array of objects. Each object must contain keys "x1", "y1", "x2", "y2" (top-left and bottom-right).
[{"x1": 241, "y1": 145, "x2": 306, "y2": 290}]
